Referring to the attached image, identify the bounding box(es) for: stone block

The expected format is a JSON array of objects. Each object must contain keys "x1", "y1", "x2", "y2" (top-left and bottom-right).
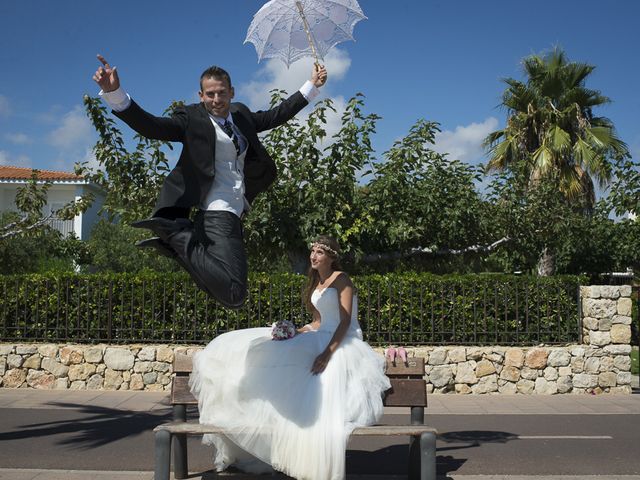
[
  {"x1": 454, "y1": 361, "x2": 477, "y2": 384},
  {"x1": 104, "y1": 369, "x2": 123, "y2": 390},
  {"x1": 448, "y1": 347, "x2": 466, "y2": 363},
  {"x1": 471, "y1": 375, "x2": 498, "y2": 394},
  {"x1": 86, "y1": 374, "x2": 104, "y2": 390},
  {"x1": 598, "y1": 318, "x2": 612, "y2": 331},
  {"x1": 455, "y1": 384, "x2": 472, "y2": 394},
  {"x1": 60, "y1": 346, "x2": 84, "y2": 365},
  {"x1": 7, "y1": 354, "x2": 24, "y2": 369},
  {"x1": 137, "y1": 347, "x2": 156, "y2": 362},
  {"x1": 499, "y1": 366, "x2": 520, "y2": 382},
  {"x1": 525, "y1": 348, "x2": 548, "y2": 369},
  {"x1": 582, "y1": 317, "x2": 599, "y2": 330},
  {"x1": 582, "y1": 298, "x2": 617, "y2": 319},
  {"x1": 520, "y1": 367, "x2": 539, "y2": 380},
  {"x1": 0, "y1": 357, "x2": 5, "y2": 376},
  {"x1": 84, "y1": 347, "x2": 104, "y2": 363},
  {"x1": 613, "y1": 355, "x2": 631, "y2": 371},
  {"x1": 498, "y1": 382, "x2": 517, "y2": 394},
  {"x1": 41, "y1": 358, "x2": 69, "y2": 378},
  {"x1": 16, "y1": 345, "x2": 38, "y2": 355},
  {"x1": 573, "y1": 373, "x2": 598, "y2": 389},
  {"x1": 619, "y1": 285, "x2": 632, "y2": 297},
  {"x1": 476, "y1": 360, "x2": 496, "y2": 377},
  {"x1": 70, "y1": 381, "x2": 86, "y2": 390},
  {"x1": 534, "y1": 377, "x2": 557, "y2": 395},
  {"x1": 599, "y1": 356, "x2": 614, "y2": 372},
  {"x1": 598, "y1": 372, "x2": 617, "y2": 388},
  {"x1": 427, "y1": 349, "x2": 447, "y2": 365},
  {"x1": 588, "y1": 331, "x2": 611, "y2": 347},
  {"x1": 152, "y1": 362, "x2": 171, "y2": 373},
  {"x1": 133, "y1": 361, "x2": 152, "y2": 373},
  {"x1": 585, "y1": 346, "x2": 606, "y2": 357},
  {"x1": 584, "y1": 357, "x2": 600, "y2": 374},
  {"x1": 557, "y1": 376, "x2": 572, "y2": 393},
  {"x1": 558, "y1": 366, "x2": 572, "y2": 377},
  {"x1": 54, "y1": 378, "x2": 68, "y2": 389},
  {"x1": 543, "y1": 367, "x2": 559, "y2": 381},
  {"x1": 610, "y1": 324, "x2": 631, "y2": 344},
  {"x1": 570, "y1": 347, "x2": 585, "y2": 357},
  {"x1": 517, "y1": 379, "x2": 535, "y2": 394},
  {"x1": 466, "y1": 347, "x2": 484, "y2": 361},
  {"x1": 104, "y1": 348, "x2": 135, "y2": 371},
  {"x1": 597, "y1": 286, "x2": 621, "y2": 299},
  {"x1": 68, "y1": 364, "x2": 96, "y2": 382},
  {"x1": 3, "y1": 368, "x2": 26, "y2": 388},
  {"x1": 616, "y1": 372, "x2": 632, "y2": 385},
  {"x1": 505, "y1": 348, "x2": 525, "y2": 368},
  {"x1": 27, "y1": 370, "x2": 54, "y2": 389},
  {"x1": 143, "y1": 372, "x2": 158, "y2": 385},
  {"x1": 571, "y1": 357, "x2": 584, "y2": 373},
  {"x1": 130, "y1": 373, "x2": 144, "y2": 390},
  {"x1": 156, "y1": 347, "x2": 174, "y2": 363},
  {"x1": 429, "y1": 365, "x2": 453, "y2": 388},
  {"x1": 580, "y1": 286, "x2": 595, "y2": 298},
  {"x1": 604, "y1": 345, "x2": 631, "y2": 355},
  {"x1": 146, "y1": 384, "x2": 164, "y2": 392},
  {"x1": 612, "y1": 315, "x2": 632, "y2": 325},
  {"x1": 548, "y1": 350, "x2": 571, "y2": 367},
  {"x1": 22, "y1": 354, "x2": 41, "y2": 370},
  {"x1": 485, "y1": 352, "x2": 503, "y2": 363},
  {"x1": 0, "y1": 345, "x2": 14, "y2": 355},
  {"x1": 158, "y1": 373, "x2": 171, "y2": 386},
  {"x1": 617, "y1": 297, "x2": 632, "y2": 316},
  {"x1": 37, "y1": 345, "x2": 58, "y2": 358},
  {"x1": 610, "y1": 386, "x2": 632, "y2": 394}
]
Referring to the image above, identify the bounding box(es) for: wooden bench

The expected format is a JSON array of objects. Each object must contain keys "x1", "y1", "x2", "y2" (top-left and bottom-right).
[{"x1": 154, "y1": 354, "x2": 437, "y2": 480}]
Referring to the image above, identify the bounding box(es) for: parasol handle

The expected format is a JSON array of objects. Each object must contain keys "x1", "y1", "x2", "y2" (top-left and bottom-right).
[{"x1": 295, "y1": 1, "x2": 320, "y2": 66}]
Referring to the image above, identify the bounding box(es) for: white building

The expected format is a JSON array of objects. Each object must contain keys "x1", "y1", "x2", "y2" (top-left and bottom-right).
[{"x1": 0, "y1": 165, "x2": 105, "y2": 240}]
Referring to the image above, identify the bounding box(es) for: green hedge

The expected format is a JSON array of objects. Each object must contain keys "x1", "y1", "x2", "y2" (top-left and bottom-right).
[{"x1": 0, "y1": 272, "x2": 584, "y2": 346}]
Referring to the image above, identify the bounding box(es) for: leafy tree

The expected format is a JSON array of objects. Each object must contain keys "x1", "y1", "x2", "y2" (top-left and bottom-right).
[
  {"x1": 244, "y1": 92, "x2": 379, "y2": 272},
  {"x1": 483, "y1": 48, "x2": 630, "y2": 274},
  {"x1": 356, "y1": 120, "x2": 492, "y2": 272},
  {"x1": 80, "y1": 96, "x2": 174, "y2": 223}
]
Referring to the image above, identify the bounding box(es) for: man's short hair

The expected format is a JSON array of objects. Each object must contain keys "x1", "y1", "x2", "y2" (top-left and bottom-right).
[{"x1": 199, "y1": 66, "x2": 232, "y2": 90}]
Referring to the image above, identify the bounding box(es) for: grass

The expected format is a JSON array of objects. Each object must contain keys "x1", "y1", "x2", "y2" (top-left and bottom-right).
[{"x1": 632, "y1": 347, "x2": 639, "y2": 376}]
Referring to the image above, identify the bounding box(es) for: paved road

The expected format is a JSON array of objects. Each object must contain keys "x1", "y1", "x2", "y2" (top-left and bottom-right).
[{"x1": 0, "y1": 388, "x2": 639, "y2": 479}]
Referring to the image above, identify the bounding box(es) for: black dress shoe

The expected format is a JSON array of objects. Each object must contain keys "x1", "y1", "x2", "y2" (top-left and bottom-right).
[
  {"x1": 131, "y1": 217, "x2": 191, "y2": 239},
  {"x1": 136, "y1": 237, "x2": 176, "y2": 259}
]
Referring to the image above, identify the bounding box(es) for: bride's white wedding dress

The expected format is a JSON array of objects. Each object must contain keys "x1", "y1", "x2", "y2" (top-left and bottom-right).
[{"x1": 189, "y1": 287, "x2": 391, "y2": 480}]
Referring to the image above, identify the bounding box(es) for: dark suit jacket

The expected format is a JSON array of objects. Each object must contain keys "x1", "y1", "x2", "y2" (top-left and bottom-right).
[{"x1": 113, "y1": 91, "x2": 309, "y2": 218}]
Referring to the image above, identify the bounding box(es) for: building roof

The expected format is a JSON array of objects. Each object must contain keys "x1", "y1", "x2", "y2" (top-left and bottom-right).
[{"x1": 0, "y1": 165, "x2": 85, "y2": 182}]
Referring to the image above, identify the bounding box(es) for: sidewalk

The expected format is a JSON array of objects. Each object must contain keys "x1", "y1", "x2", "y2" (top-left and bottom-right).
[{"x1": 1, "y1": 379, "x2": 639, "y2": 480}]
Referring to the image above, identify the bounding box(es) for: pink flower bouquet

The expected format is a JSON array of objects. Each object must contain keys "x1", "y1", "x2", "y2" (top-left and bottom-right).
[{"x1": 271, "y1": 320, "x2": 296, "y2": 340}]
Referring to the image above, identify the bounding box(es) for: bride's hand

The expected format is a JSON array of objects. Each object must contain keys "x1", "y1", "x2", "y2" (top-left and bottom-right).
[{"x1": 311, "y1": 349, "x2": 332, "y2": 374}]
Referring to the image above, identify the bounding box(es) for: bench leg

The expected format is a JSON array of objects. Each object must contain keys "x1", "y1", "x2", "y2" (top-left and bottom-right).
[
  {"x1": 408, "y1": 435, "x2": 419, "y2": 480},
  {"x1": 420, "y1": 431, "x2": 437, "y2": 480},
  {"x1": 174, "y1": 434, "x2": 188, "y2": 479},
  {"x1": 154, "y1": 429, "x2": 172, "y2": 480}
]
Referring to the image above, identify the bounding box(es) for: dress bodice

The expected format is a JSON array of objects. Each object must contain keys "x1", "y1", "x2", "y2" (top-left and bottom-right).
[{"x1": 311, "y1": 287, "x2": 362, "y2": 338}]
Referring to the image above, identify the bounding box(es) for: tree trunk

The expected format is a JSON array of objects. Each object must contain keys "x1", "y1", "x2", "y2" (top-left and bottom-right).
[{"x1": 536, "y1": 247, "x2": 556, "y2": 276}]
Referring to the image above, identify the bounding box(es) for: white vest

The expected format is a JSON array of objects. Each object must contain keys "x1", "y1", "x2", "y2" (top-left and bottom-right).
[{"x1": 201, "y1": 120, "x2": 248, "y2": 216}]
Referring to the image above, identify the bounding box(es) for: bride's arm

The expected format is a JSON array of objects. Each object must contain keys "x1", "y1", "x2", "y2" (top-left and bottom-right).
[
  {"x1": 311, "y1": 273, "x2": 353, "y2": 374},
  {"x1": 298, "y1": 308, "x2": 321, "y2": 333}
]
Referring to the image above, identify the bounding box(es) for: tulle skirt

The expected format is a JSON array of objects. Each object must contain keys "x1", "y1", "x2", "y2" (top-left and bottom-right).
[{"x1": 189, "y1": 327, "x2": 390, "y2": 480}]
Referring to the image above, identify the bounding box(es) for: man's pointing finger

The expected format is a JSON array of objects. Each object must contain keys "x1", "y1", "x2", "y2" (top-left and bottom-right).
[{"x1": 96, "y1": 54, "x2": 111, "y2": 69}]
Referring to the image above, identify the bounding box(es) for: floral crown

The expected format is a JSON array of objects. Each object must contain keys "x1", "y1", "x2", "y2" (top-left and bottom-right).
[{"x1": 310, "y1": 241, "x2": 339, "y2": 257}]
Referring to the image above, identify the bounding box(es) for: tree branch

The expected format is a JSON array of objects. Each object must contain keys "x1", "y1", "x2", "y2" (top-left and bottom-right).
[{"x1": 362, "y1": 237, "x2": 512, "y2": 263}]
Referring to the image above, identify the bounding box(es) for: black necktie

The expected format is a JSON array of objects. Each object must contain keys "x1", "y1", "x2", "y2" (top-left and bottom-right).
[{"x1": 221, "y1": 120, "x2": 240, "y2": 155}]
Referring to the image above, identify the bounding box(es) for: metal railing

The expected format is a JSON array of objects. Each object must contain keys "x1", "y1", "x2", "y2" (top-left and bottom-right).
[{"x1": 0, "y1": 275, "x2": 582, "y2": 346}]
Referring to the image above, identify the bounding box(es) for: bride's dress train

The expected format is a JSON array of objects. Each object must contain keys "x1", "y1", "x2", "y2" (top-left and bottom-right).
[{"x1": 189, "y1": 287, "x2": 390, "y2": 480}]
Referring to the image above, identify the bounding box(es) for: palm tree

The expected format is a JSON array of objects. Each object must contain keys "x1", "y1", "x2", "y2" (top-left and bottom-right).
[{"x1": 484, "y1": 47, "x2": 629, "y2": 274}]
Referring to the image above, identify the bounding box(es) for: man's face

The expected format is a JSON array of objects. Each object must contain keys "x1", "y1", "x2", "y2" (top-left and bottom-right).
[{"x1": 199, "y1": 76, "x2": 234, "y2": 117}]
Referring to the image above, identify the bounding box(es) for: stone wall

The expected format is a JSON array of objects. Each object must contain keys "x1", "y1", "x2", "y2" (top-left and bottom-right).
[{"x1": 0, "y1": 286, "x2": 634, "y2": 394}]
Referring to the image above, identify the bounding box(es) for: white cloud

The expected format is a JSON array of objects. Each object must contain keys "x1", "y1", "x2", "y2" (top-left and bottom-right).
[
  {"x1": 4, "y1": 132, "x2": 31, "y2": 145},
  {"x1": 238, "y1": 48, "x2": 351, "y2": 110},
  {"x1": 0, "y1": 94, "x2": 10, "y2": 117},
  {"x1": 48, "y1": 105, "x2": 93, "y2": 149},
  {"x1": 0, "y1": 150, "x2": 31, "y2": 167},
  {"x1": 433, "y1": 117, "x2": 499, "y2": 164}
]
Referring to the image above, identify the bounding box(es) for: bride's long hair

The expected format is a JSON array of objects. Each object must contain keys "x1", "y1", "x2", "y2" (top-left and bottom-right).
[{"x1": 304, "y1": 235, "x2": 342, "y2": 313}]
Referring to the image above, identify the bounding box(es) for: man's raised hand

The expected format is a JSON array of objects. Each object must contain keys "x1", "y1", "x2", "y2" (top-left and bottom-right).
[
  {"x1": 311, "y1": 64, "x2": 328, "y2": 88},
  {"x1": 93, "y1": 54, "x2": 120, "y2": 92}
]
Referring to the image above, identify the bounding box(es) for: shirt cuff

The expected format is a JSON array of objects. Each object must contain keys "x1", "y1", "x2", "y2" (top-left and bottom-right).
[
  {"x1": 99, "y1": 86, "x2": 132, "y2": 112},
  {"x1": 299, "y1": 80, "x2": 320, "y2": 103}
]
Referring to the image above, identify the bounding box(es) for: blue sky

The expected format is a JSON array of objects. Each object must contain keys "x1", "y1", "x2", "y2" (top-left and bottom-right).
[{"x1": 1, "y1": 0, "x2": 639, "y2": 184}]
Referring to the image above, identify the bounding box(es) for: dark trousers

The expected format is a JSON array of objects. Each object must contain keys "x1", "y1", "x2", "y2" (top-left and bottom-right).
[{"x1": 166, "y1": 210, "x2": 247, "y2": 308}]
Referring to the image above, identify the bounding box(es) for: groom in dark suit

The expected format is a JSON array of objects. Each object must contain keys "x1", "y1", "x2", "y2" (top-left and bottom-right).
[{"x1": 93, "y1": 55, "x2": 327, "y2": 308}]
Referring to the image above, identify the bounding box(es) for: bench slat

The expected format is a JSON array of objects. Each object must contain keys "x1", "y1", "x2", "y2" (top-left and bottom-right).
[
  {"x1": 385, "y1": 379, "x2": 427, "y2": 407},
  {"x1": 171, "y1": 376, "x2": 198, "y2": 405},
  {"x1": 385, "y1": 357, "x2": 424, "y2": 376},
  {"x1": 155, "y1": 422, "x2": 437, "y2": 437},
  {"x1": 173, "y1": 354, "x2": 193, "y2": 373}
]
